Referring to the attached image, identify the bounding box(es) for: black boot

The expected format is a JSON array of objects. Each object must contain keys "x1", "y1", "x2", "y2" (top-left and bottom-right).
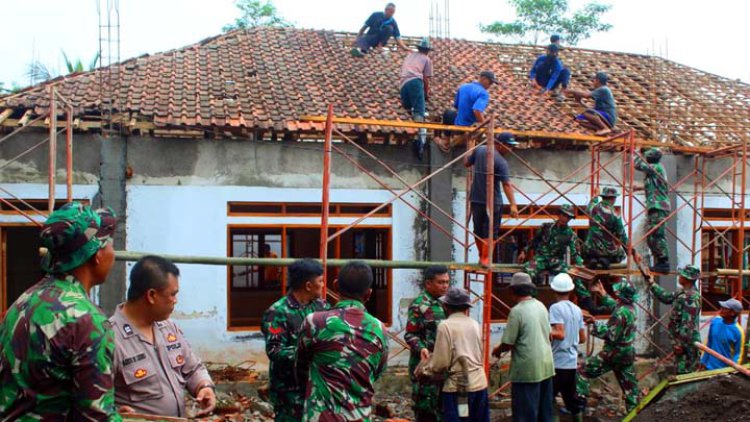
[{"x1": 651, "y1": 258, "x2": 670, "y2": 273}]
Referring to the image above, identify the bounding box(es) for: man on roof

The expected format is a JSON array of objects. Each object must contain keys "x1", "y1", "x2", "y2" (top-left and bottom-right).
[
  {"x1": 352, "y1": 3, "x2": 410, "y2": 57},
  {"x1": 400, "y1": 37, "x2": 434, "y2": 160},
  {"x1": 550, "y1": 34, "x2": 562, "y2": 46},
  {"x1": 566, "y1": 72, "x2": 617, "y2": 136},
  {"x1": 529, "y1": 44, "x2": 571, "y2": 102},
  {"x1": 435, "y1": 70, "x2": 498, "y2": 152}
]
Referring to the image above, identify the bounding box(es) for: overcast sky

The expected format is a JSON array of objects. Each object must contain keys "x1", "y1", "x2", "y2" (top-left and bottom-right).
[{"x1": 2, "y1": 0, "x2": 748, "y2": 88}]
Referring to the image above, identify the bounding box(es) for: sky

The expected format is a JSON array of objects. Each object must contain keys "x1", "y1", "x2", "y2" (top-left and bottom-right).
[{"x1": 1, "y1": 0, "x2": 748, "y2": 88}]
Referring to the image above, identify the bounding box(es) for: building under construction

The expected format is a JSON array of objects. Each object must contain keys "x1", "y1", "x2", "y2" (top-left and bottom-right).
[{"x1": 1, "y1": 27, "x2": 750, "y2": 410}]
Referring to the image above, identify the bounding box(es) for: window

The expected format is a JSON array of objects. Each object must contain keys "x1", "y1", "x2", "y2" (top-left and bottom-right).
[
  {"x1": 1, "y1": 226, "x2": 44, "y2": 312},
  {"x1": 488, "y1": 215, "x2": 592, "y2": 321},
  {"x1": 700, "y1": 227, "x2": 749, "y2": 311},
  {"x1": 227, "y1": 203, "x2": 392, "y2": 330}
]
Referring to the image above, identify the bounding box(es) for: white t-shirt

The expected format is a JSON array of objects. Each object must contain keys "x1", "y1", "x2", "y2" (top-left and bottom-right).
[{"x1": 549, "y1": 300, "x2": 584, "y2": 369}]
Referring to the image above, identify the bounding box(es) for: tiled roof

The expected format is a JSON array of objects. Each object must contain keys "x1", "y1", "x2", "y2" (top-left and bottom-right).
[{"x1": 1, "y1": 27, "x2": 749, "y2": 146}]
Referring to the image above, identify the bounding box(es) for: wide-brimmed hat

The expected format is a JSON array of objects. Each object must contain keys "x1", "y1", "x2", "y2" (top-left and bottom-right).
[
  {"x1": 510, "y1": 272, "x2": 534, "y2": 287},
  {"x1": 40, "y1": 202, "x2": 117, "y2": 273},
  {"x1": 560, "y1": 204, "x2": 575, "y2": 218},
  {"x1": 439, "y1": 287, "x2": 472, "y2": 307},
  {"x1": 600, "y1": 187, "x2": 619, "y2": 198},
  {"x1": 613, "y1": 280, "x2": 637, "y2": 302},
  {"x1": 679, "y1": 265, "x2": 700, "y2": 281}
]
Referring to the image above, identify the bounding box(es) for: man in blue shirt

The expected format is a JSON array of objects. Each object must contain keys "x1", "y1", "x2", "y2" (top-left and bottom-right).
[
  {"x1": 700, "y1": 298, "x2": 745, "y2": 370},
  {"x1": 566, "y1": 72, "x2": 617, "y2": 136},
  {"x1": 529, "y1": 44, "x2": 571, "y2": 102},
  {"x1": 436, "y1": 70, "x2": 497, "y2": 152},
  {"x1": 352, "y1": 3, "x2": 409, "y2": 57},
  {"x1": 463, "y1": 132, "x2": 519, "y2": 266}
]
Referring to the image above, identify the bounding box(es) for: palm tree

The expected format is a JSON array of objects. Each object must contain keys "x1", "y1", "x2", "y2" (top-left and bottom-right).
[{"x1": 27, "y1": 51, "x2": 101, "y2": 84}]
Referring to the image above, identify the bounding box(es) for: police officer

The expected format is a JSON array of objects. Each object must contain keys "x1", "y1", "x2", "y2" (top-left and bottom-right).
[
  {"x1": 0, "y1": 202, "x2": 119, "y2": 420},
  {"x1": 111, "y1": 255, "x2": 216, "y2": 417}
]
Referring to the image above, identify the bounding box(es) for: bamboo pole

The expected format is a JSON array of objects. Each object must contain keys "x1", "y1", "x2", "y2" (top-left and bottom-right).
[{"x1": 693, "y1": 342, "x2": 750, "y2": 377}]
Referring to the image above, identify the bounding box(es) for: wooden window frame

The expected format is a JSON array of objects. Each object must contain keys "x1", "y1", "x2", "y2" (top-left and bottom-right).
[
  {"x1": 227, "y1": 202, "x2": 392, "y2": 218},
  {"x1": 227, "y1": 223, "x2": 393, "y2": 331}
]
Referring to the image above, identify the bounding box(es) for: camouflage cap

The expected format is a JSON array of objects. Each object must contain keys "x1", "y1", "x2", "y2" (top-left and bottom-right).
[
  {"x1": 39, "y1": 202, "x2": 117, "y2": 273},
  {"x1": 678, "y1": 264, "x2": 700, "y2": 281},
  {"x1": 644, "y1": 148, "x2": 662, "y2": 161},
  {"x1": 600, "y1": 187, "x2": 619, "y2": 197},
  {"x1": 560, "y1": 204, "x2": 576, "y2": 218},
  {"x1": 613, "y1": 280, "x2": 637, "y2": 302}
]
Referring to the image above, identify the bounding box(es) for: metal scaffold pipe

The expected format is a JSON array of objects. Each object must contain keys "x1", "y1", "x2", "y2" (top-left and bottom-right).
[{"x1": 114, "y1": 251, "x2": 523, "y2": 272}]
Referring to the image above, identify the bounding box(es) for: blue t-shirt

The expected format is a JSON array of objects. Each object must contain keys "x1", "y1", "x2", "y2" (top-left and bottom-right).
[
  {"x1": 591, "y1": 86, "x2": 617, "y2": 125},
  {"x1": 467, "y1": 145, "x2": 510, "y2": 205},
  {"x1": 529, "y1": 55, "x2": 564, "y2": 91},
  {"x1": 549, "y1": 300, "x2": 584, "y2": 369},
  {"x1": 453, "y1": 82, "x2": 490, "y2": 126},
  {"x1": 700, "y1": 316, "x2": 745, "y2": 370},
  {"x1": 364, "y1": 12, "x2": 401, "y2": 38}
]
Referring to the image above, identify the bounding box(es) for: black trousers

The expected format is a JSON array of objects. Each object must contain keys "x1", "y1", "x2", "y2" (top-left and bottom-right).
[
  {"x1": 471, "y1": 202, "x2": 502, "y2": 239},
  {"x1": 553, "y1": 368, "x2": 582, "y2": 415}
]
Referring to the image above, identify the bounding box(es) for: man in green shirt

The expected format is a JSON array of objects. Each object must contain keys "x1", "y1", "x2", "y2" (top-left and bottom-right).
[
  {"x1": 0, "y1": 202, "x2": 121, "y2": 420},
  {"x1": 493, "y1": 273, "x2": 554, "y2": 422}
]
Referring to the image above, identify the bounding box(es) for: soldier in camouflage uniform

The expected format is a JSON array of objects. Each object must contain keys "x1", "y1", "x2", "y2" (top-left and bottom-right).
[
  {"x1": 583, "y1": 187, "x2": 629, "y2": 269},
  {"x1": 635, "y1": 148, "x2": 671, "y2": 273},
  {"x1": 0, "y1": 202, "x2": 121, "y2": 420},
  {"x1": 577, "y1": 280, "x2": 640, "y2": 413},
  {"x1": 648, "y1": 265, "x2": 701, "y2": 374},
  {"x1": 521, "y1": 204, "x2": 583, "y2": 284},
  {"x1": 262, "y1": 259, "x2": 329, "y2": 421},
  {"x1": 405, "y1": 265, "x2": 449, "y2": 422},
  {"x1": 296, "y1": 261, "x2": 388, "y2": 421}
]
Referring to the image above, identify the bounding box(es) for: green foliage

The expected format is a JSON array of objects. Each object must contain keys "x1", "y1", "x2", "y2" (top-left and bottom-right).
[
  {"x1": 0, "y1": 81, "x2": 24, "y2": 95},
  {"x1": 481, "y1": 0, "x2": 612, "y2": 45},
  {"x1": 62, "y1": 50, "x2": 100, "y2": 74},
  {"x1": 27, "y1": 51, "x2": 100, "y2": 84},
  {"x1": 222, "y1": 0, "x2": 291, "y2": 32}
]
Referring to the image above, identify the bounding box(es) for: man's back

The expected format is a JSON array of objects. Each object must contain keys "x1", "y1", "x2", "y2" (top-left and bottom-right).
[
  {"x1": 0, "y1": 276, "x2": 118, "y2": 420},
  {"x1": 467, "y1": 145, "x2": 509, "y2": 205},
  {"x1": 297, "y1": 299, "x2": 388, "y2": 421},
  {"x1": 400, "y1": 52, "x2": 432, "y2": 88},
  {"x1": 454, "y1": 82, "x2": 489, "y2": 126},
  {"x1": 549, "y1": 300, "x2": 584, "y2": 370},
  {"x1": 502, "y1": 299, "x2": 554, "y2": 383},
  {"x1": 591, "y1": 86, "x2": 617, "y2": 125}
]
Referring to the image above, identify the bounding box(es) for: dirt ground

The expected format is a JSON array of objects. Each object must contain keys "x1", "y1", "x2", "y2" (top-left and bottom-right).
[{"x1": 634, "y1": 373, "x2": 750, "y2": 422}]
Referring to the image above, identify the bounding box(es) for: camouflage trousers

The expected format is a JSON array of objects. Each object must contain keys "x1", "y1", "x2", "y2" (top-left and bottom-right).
[
  {"x1": 674, "y1": 343, "x2": 700, "y2": 375},
  {"x1": 412, "y1": 381, "x2": 442, "y2": 422},
  {"x1": 577, "y1": 350, "x2": 640, "y2": 413},
  {"x1": 524, "y1": 255, "x2": 567, "y2": 284},
  {"x1": 647, "y1": 209, "x2": 669, "y2": 261},
  {"x1": 270, "y1": 389, "x2": 304, "y2": 422}
]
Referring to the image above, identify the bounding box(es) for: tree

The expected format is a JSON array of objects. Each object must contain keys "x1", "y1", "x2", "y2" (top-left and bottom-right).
[
  {"x1": 27, "y1": 51, "x2": 100, "y2": 84},
  {"x1": 222, "y1": 0, "x2": 291, "y2": 32},
  {"x1": 481, "y1": 0, "x2": 612, "y2": 46}
]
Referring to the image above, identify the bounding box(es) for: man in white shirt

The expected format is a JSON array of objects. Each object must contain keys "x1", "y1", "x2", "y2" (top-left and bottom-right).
[{"x1": 549, "y1": 273, "x2": 586, "y2": 422}]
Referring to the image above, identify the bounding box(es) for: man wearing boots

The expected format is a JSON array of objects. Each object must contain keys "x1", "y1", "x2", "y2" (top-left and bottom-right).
[
  {"x1": 635, "y1": 147, "x2": 671, "y2": 273},
  {"x1": 399, "y1": 37, "x2": 434, "y2": 160}
]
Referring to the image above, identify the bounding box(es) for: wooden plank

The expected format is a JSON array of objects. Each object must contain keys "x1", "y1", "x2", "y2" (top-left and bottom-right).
[
  {"x1": 299, "y1": 115, "x2": 713, "y2": 154},
  {"x1": 0, "y1": 109, "x2": 12, "y2": 125},
  {"x1": 17, "y1": 110, "x2": 33, "y2": 127}
]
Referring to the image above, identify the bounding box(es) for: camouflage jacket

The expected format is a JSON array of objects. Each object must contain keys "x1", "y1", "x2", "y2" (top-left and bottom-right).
[
  {"x1": 584, "y1": 197, "x2": 628, "y2": 257},
  {"x1": 0, "y1": 275, "x2": 121, "y2": 421},
  {"x1": 592, "y1": 301, "x2": 636, "y2": 352},
  {"x1": 261, "y1": 294, "x2": 328, "y2": 411},
  {"x1": 404, "y1": 290, "x2": 446, "y2": 380},
  {"x1": 530, "y1": 222, "x2": 583, "y2": 265},
  {"x1": 297, "y1": 299, "x2": 389, "y2": 422},
  {"x1": 635, "y1": 157, "x2": 671, "y2": 211},
  {"x1": 650, "y1": 285, "x2": 701, "y2": 344}
]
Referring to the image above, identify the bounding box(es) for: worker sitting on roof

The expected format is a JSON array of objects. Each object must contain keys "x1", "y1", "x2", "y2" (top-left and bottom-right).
[
  {"x1": 435, "y1": 70, "x2": 498, "y2": 153},
  {"x1": 352, "y1": 3, "x2": 410, "y2": 57},
  {"x1": 400, "y1": 37, "x2": 434, "y2": 160},
  {"x1": 518, "y1": 204, "x2": 583, "y2": 285},
  {"x1": 566, "y1": 72, "x2": 617, "y2": 136},
  {"x1": 529, "y1": 44, "x2": 571, "y2": 103}
]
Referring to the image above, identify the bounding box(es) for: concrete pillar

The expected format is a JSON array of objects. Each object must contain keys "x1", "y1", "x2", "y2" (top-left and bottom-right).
[
  {"x1": 98, "y1": 135, "x2": 127, "y2": 314},
  {"x1": 652, "y1": 153, "x2": 681, "y2": 353},
  {"x1": 428, "y1": 143, "x2": 454, "y2": 262}
]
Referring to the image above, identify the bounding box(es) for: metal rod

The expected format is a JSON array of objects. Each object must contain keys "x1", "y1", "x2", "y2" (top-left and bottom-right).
[
  {"x1": 0, "y1": 114, "x2": 45, "y2": 146},
  {"x1": 320, "y1": 105, "x2": 334, "y2": 292},
  {"x1": 483, "y1": 115, "x2": 495, "y2": 378},
  {"x1": 66, "y1": 107, "x2": 73, "y2": 202},
  {"x1": 0, "y1": 198, "x2": 44, "y2": 227},
  {"x1": 739, "y1": 139, "x2": 747, "y2": 302},
  {"x1": 48, "y1": 87, "x2": 57, "y2": 212}
]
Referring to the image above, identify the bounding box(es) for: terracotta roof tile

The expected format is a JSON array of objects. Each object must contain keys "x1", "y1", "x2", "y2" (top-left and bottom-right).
[{"x1": 2, "y1": 27, "x2": 749, "y2": 145}]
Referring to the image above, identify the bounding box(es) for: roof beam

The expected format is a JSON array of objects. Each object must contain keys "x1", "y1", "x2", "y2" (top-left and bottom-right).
[
  {"x1": 300, "y1": 115, "x2": 712, "y2": 154},
  {"x1": 0, "y1": 109, "x2": 12, "y2": 125}
]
